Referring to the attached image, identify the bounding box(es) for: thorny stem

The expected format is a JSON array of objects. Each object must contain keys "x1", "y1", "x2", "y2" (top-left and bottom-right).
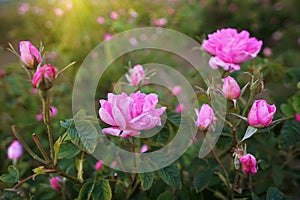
[
  {"x1": 11, "y1": 125, "x2": 47, "y2": 165},
  {"x1": 32, "y1": 133, "x2": 51, "y2": 164},
  {"x1": 39, "y1": 89, "x2": 54, "y2": 160}
]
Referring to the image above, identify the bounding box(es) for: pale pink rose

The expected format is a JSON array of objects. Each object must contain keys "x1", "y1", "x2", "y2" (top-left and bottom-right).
[
  {"x1": 239, "y1": 154, "x2": 257, "y2": 175},
  {"x1": 125, "y1": 64, "x2": 145, "y2": 86},
  {"x1": 54, "y1": 8, "x2": 64, "y2": 16},
  {"x1": 7, "y1": 141, "x2": 23, "y2": 161},
  {"x1": 222, "y1": 76, "x2": 241, "y2": 100},
  {"x1": 195, "y1": 104, "x2": 217, "y2": 131},
  {"x1": 140, "y1": 144, "x2": 148, "y2": 153},
  {"x1": 295, "y1": 113, "x2": 300, "y2": 123},
  {"x1": 263, "y1": 47, "x2": 272, "y2": 57},
  {"x1": 50, "y1": 176, "x2": 63, "y2": 190},
  {"x1": 153, "y1": 18, "x2": 167, "y2": 26},
  {"x1": 95, "y1": 160, "x2": 103, "y2": 170},
  {"x1": 104, "y1": 34, "x2": 112, "y2": 41},
  {"x1": 203, "y1": 28, "x2": 262, "y2": 72},
  {"x1": 97, "y1": 16, "x2": 105, "y2": 24},
  {"x1": 175, "y1": 104, "x2": 185, "y2": 113},
  {"x1": 32, "y1": 64, "x2": 58, "y2": 89},
  {"x1": 110, "y1": 11, "x2": 119, "y2": 20},
  {"x1": 18, "y1": 3, "x2": 30, "y2": 15},
  {"x1": 19, "y1": 41, "x2": 41, "y2": 68},
  {"x1": 99, "y1": 91, "x2": 166, "y2": 138},
  {"x1": 247, "y1": 100, "x2": 276, "y2": 128},
  {"x1": 172, "y1": 86, "x2": 181, "y2": 96}
]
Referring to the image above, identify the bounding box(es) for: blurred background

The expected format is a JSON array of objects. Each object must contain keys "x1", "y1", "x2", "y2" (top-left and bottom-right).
[{"x1": 0, "y1": 0, "x2": 300, "y2": 198}]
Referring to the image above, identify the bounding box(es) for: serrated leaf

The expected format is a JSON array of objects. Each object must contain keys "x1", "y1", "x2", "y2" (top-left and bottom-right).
[
  {"x1": 281, "y1": 120, "x2": 300, "y2": 149},
  {"x1": 139, "y1": 172, "x2": 154, "y2": 190},
  {"x1": 157, "y1": 163, "x2": 182, "y2": 188},
  {"x1": 266, "y1": 187, "x2": 287, "y2": 200},
  {"x1": 241, "y1": 126, "x2": 258, "y2": 141},
  {"x1": 0, "y1": 166, "x2": 19, "y2": 183},
  {"x1": 58, "y1": 142, "x2": 81, "y2": 159},
  {"x1": 193, "y1": 161, "x2": 213, "y2": 193},
  {"x1": 157, "y1": 191, "x2": 174, "y2": 200},
  {"x1": 77, "y1": 181, "x2": 95, "y2": 200},
  {"x1": 280, "y1": 103, "x2": 295, "y2": 116},
  {"x1": 92, "y1": 180, "x2": 112, "y2": 200},
  {"x1": 75, "y1": 120, "x2": 98, "y2": 154},
  {"x1": 272, "y1": 165, "x2": 283, "y2": 186}
]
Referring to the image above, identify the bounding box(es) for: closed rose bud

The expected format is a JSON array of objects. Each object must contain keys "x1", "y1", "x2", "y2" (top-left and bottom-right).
[
  {"x1": 194, "y1": 104, "x2": 217, "y2": 131},
  {"x1": 125, "y1": 64, "x2": 145, "y2": 87},
  {"x1": 7, "y1": 140, "x2": 23, "y2": 161},
  {"x1": 140, "y1": 144, "x2": 148, "y2": 153},
  {"x1": 239, "y1": 153, "x2": 257, "y2": 175},
  {"x1": 95, "y1": 160, "x2": 103, "y2": 170},
  {"x1": 247, "y1": 100, "x2": 276, "y2": 128},
  {"x1": 32, "y1": 64, "x2": 58, "y2": 90},
  {"x1": 222, "y1": 76, "x2": 240, "y2": 100},
  {"x1": 50, "y1": 176, "x2": 63, "y2": 190},
  {"x1": 19, "y1": 41, "x2": 41, "y2": 69},
  {"x1": 296, "y1": 113, "x2": 300, "y2": 123}
]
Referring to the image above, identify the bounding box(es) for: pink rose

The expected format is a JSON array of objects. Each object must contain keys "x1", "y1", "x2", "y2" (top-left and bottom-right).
[
  {"x1": 32, "y1": 64, "x2": 58, "y2": 89},
  {"x1": 95, "y1": 160, "x2": 103, "y2": 170},
  {"x1": 247, "y1": 100, "x2": 276, "y2": 128},
  {"x1": 153, "y1": 18, "x2": 167, "y2": 26},
  {"x1": 7, "y1": 140, "x2": 23, "y2": 161},
  {"x1": 99, "y1": 91, "x2": 166, "y2": 138},
  {"x1": 295, "y1": 113, "x2": 300, "y2": 123},
  {"x1": 19, "y1": 41, "x2": 41, "y2": 68},
  {"x1": 104, "y1": 34, "x2": 112, "y2": 41},
  {"x1": 171, "y1": 86, "x2": 181, "y2": 96},
  {"x1": 239, "y1": 153, "x2": 257, "y2": 175},
  {"x1": 125, "y1": 64, "x2": 145, "y2": 86},
  {"x1": 50, "y1": 176, "x2": 63, "y2": 190},
  {"x1": 110, "y1": 11, "x2": 119, "y2": 20},
  {"x1": 175, "y1": 103, "x2": 185, "y2": 113},
  {"x1": 222, "y1": 76, "x2": 241, "y2": 100},
  {"x1": 202, "y1": 28, "x2": 262, "y2": 72},
  {"x1": 140, "y1": 144, "x2": 148, "y2": 153},
  {"x1": 194, "y1": 104, "x2": 217, "y2": 131},
  {"x1": 97, "y1": 16, "x2": 105, "y2": 24}
]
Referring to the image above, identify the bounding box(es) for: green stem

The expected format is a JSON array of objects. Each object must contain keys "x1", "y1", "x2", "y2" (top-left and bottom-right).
[
  {"x1": 11, "y1": 125, "x2": 47, "y2": 165},
  {"x1": 235, "y1": 92, "x2": 255, "y2": 128},
  {"x1": 32, "y1": 133, "x2": 51, "y2": 164},
  {"x1": 39, "y1": 89, "x2": 54, "y2": 160},
  {"x1": 126, "y1": 177, "x2": 140, "y2": 199}
]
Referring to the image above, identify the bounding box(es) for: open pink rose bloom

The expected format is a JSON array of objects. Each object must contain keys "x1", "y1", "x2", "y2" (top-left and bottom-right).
[
  {"x1": 99, "y1": 91, "x2": 166, "y2": 138},
  {"x1": 202, "y1": 28, "x2": 262, "y2": 72}
]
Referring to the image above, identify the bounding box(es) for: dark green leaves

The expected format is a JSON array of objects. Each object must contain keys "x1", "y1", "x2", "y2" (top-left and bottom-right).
[
  {"x1": 139, "y1": 172, "x2": 154, "y2": 190},
  {"x1": 58, "y1": 141, "x2": 81, "y2": 159},
  {"x1": 280, "y1": 120, "x2": 300, "y2": 149},
  {"x1": 157, "y1": 163, "x2": 182, "y2": 188},
  {"x1": 77, "y1": 180, "x2": 112, "y2": 200},
  {"x1": 193, "y1": 162, "x2": 213, "y2": 193},
  {"x1": 0, "y1": 166, "x2": 19, "y2": 183},
  {"x1": 266, "y1": 187, "x2": 287, "y2": 200}
]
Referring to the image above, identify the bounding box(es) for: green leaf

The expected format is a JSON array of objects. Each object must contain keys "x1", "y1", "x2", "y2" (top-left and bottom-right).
[
  {"x1": 293, "y1": 95, "x2": 300, "y2": 114},
  {"x1": 58, "y1": 142, "x2": 81, "y2": 159},
  {"x1": 167, "y1": 113, "x2": 182, "y2": 126},
  {"x1": 251, "y1": 192, "x2": 260, "y2": 200},
  {"x1": 60, "y1": 119, "x2": 74, "y2": 128},
  {"x1": 139, "y1": 172, "x2": 154, "y2": 191},
  {"x1": 92, "y1": 180, "x2": 112, "y2": 200},
  {"x1": 77, "y1": 181, "x2": 95, "y2": 200},
  {"x1": 241, "y1": 126, "x2": 258, "y2": 141},
  {"x1": 157, "y1": 163, "x2": 182, "y2": 188},
  {"x1": 193, "y1": 160, "x2": 213, "y2": 193},
  {"x1": 157, "y1": 191, "x2": 174, "y2": 200},
  {"x1": 280, "y1": 103, "x2": 295, "y2": 116},
  {"x1": 280, "y1": 120, "x2": 300, "y2": 149},
  {"x1": 0, "y1": 166, "x2": 19, "y2": 183},
  {"x1": 272, "y1": 165, "x2": 283, "y2": 186},
  {"x1": 266, "y1": 187, "x2": 287, "y2": 200}
]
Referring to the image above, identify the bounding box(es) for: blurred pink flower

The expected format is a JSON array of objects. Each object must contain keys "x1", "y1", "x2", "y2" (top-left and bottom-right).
[
  {"x1": 129, "y1": 37, "x2": 138, "y2": 46},
  {"x1": 30, "y1": 88, "x2": 38, "y2": 94},
  {"x1": 222, "y1": 76, "x2": 240, "y2": 100},
  {"x1": 36, "y1": 106, "x2": 58, "y2": 121},
  {"x1": 172, "y1": 86, "x2": 181, "y2": 96},
  {"x1": 54, "y1": 8, "x2": 64, "y2": 16},
  {"x1": 153, "y1": 18, "x2": 168, "y2": 26},
  {"x1": 99, "y1": 91, "x2": 166, "y2": 138},
  {"x1": 97, "y1": 16, "x2": 105, "y2": 24},
  {"x1": 95, "y1": 160, "x2": 103, "y2": 170},
  {"x1": 110, "y1": 161, "x2": 117, "y2": 168},
  {"x1": 140, "y1": 144, "x2": 148, "y2": 153},
  {"x1": 175, "y1": 104, "x2": 185, "y2": 113},
  {"x1": 7, "y1": 140, "x2": 23, "y2": 161},
  {"x1": 18, "y1": 3, "x2": 30, "y2": 15},
  {"x1": 110, "y1": 11, "x2": 119, "y2": 20},
  {"x1": 202, "y1": 28, "x2": 262, "y2": 72},
  {"x1": 247, "y1": 100, "x2": 276, "y2": 128},
  {"x1": 104, "y1": 34, "x2": 112, "y2": 41},
  {"x1": 263, "y1": 47, "x2": 272, "y2": 57},
  {"x1": 125, "y1": 64, "x2": 145, "y2": 86},
  {"x1": 195, "y1": 104, "x2": 217, "y2": 131},
  {"x1": 295, "y1": 113, "x2": 300, "y2": 122},
  {"x1": 50, "y1": 177, "x2": 63, "y2": 190},
  {"x1": 32, "y1": 64, "x2": 58, "y2": 89},
  {"x1": 0, "y1": 68, "x2": 4, "y2": 78},
  {"x1": 240, "y1": 154, "x2": 257, "y2": 175},
  {"x1": 19, "y1": 41, "x2": 41, "y2": 68}
]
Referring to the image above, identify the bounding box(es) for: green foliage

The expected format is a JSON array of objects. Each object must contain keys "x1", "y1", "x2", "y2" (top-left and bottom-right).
[
  {"x1": 78, "y1": 180, "x2": 112, "y2": 200},
  {"x1": 193, "y1": 160, "x2": 213, "y2": 193},
  {"x1": 266, "y1": 187, "x2": 288, "y2": 200},
  {"x1": 0, "y1": 166, "x2": 19, "y2": 183},
  {"x1": 157, "y1": 163, "x2": 182, "y2": 188},
  {"x1": 139, "y1": 172, "x2": 154, "y2": 191},
  {"x1": 280, "y1": 120, "x2": 300, "y2": 149}
]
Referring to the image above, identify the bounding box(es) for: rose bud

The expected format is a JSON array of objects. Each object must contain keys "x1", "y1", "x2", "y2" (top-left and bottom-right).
[
  {"x1": 239, "y1": 153, "x2": 257, "y2": 175},
  {"x1": 247, "y1": 100, "x2": 276, "y2": 128},
  {"x1": 95, "y1": 160, "x2": 103, "y2": 170},
  {"x1": 19, "y1": 41, "x2": 41, "y2": 69},
  {"x1": 222, "y1": 76, "x2": 241, "y2": 100},
  {"x1": 194, "y1": 104, "x2": 217, "y2": 131},
  {"x1": 50, "y1": 176, "x2": 63, "y2": 190},
  {"x1": 32, "y1": 64, "x2": 58, "y2": 90},
  {"x1": 7, "y1": 140, "x2": 23, "y2": 161}
]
